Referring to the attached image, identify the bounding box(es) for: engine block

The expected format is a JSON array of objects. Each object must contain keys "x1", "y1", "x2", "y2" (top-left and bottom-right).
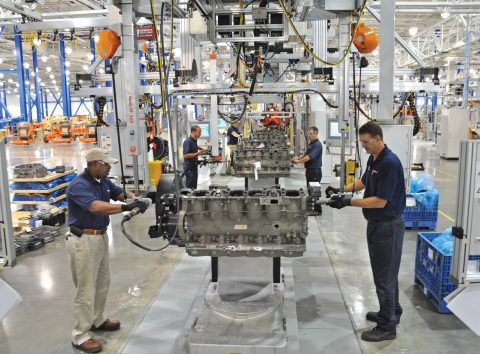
[
  {"x1": 178, "y1": 187, "x2": 309, "y2": 257},
  {"x1": 233, "y1": 147, "x2": 291, "y2": 177}
]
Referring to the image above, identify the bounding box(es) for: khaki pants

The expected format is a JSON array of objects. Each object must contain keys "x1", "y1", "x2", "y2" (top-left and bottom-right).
[
  {"x1": 67, "y1": 233, "x2": 109, "y2": 345},
  {"x1": 226, "y1": 144, "x2": 237, "y2": 173}
]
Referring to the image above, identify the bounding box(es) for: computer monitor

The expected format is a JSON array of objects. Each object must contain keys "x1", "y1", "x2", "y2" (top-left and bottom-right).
[
  {"x1": 196, "y1": 122, "x2": 210, "y2": 138},
  {"x1": 327, "y1": 119, "x2": 341, "y2": 139},
  {"x1": 218, "y1": 119, "x2": 228, "y2": 129}
]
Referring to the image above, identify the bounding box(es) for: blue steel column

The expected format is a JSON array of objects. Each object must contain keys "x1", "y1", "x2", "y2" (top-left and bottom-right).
[
  {"x1": 32, "y1": 45, "x2": 42, "y2": 122},
  {"x1": 26, "y1": 69, "x2": 32, "y2": 123},
  {"x1": 44, "y1": 91, "x2": 49, "y2": 116},
  {"x1": 90, "y1": 38, "x2": 98, "y2": 88},
  {"x1": 0, "y1": 84, "x2": 3, "y2": 118},
  {"x1": 59, "y1": 34, "x2": 71, "y2": 118},
  {"x1": 14, "y1": 27, "x2": 27, "y2": 120}
]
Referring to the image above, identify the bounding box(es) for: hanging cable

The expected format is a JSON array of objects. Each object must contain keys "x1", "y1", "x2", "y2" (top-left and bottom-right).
[
  {"x1": 218, "y1": 95, "x2": 249, "y2": 124},
  {"x1": 150, "y1": 0, "x2": 167, "y2": 119},
  {"x1": 278, "y1": 0, "x2": 367, "y2": 67}
]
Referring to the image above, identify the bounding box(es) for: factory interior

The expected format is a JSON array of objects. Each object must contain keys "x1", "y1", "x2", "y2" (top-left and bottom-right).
[{"x1": 1, "y1": 1, "x2": 480, "y2": 353}]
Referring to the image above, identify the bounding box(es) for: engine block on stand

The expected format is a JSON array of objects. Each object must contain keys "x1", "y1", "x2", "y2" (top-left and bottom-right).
[
  {"x1": 176, "y1": 187, "x2": 309, "y2": 257},
  {"x1": 233, "y1": 147, "x2": 291, "y2": 177}
]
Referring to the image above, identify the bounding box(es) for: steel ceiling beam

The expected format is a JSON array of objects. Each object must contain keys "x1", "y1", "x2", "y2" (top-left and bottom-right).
[
  {"x1": 371, "y1": 1, "x2": 480, "y2": 10},
  {"x1": 0, "y1": 0, "x2": 43, "y2": 21},
  {"x1": 15, "y1": 17, "x2": 109, "y2": 31}
]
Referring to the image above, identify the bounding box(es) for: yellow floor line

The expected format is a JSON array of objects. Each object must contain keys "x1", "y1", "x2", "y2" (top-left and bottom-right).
[
  {"x1": 424, "y1": 165, "x2": 458, "y2": 178},
  {"x1": 438, "y1": 210, "x2": 455, "y2": 222}
]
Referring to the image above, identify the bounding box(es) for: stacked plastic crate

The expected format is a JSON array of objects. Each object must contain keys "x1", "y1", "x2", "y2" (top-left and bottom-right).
[
  {"x1": 415, "y1": 232, "x2": 480, "y2": 313},
  {"x1": 403, "y1": 193, "x2": 439, "y2": 229}
]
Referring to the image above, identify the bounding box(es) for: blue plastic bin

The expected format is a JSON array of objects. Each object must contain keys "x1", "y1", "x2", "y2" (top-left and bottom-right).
[
  {"x1": 403, "y1": 193, "x2": 439, "y2": 229},
  {"x1": 415, "y1": 232, "x2": 480, "y2": 313}
]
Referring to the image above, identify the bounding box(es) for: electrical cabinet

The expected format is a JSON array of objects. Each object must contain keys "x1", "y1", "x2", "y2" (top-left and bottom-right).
[
  {"x1": 438, "y1": 109, "x2": 469, "y2": 159},
  {"x1": 0, "y1": 141, "x2": 16, "y2": 268}
]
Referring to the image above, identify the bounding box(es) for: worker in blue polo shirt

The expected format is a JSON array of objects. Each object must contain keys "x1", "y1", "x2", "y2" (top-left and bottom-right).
[
  {"x1": 326, "y1": 121, "x2": 406, "y2": 342},
  {"x1": 226, "y1": 120, "x2": 242, "y2": 175},
  {"x1": 66, "y1": 148, "x2": 149, "y2": 353},
  {"x1": 292, "y1": 126, "x2": 323, "y2": 216},
  {"x1": 183, "y1": 124, "x2": 207, "y2": 189}
]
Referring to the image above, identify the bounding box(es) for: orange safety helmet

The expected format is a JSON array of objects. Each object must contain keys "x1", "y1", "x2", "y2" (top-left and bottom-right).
[
  {"x1": 97, "y1": 29, "x2": 121, "y2": 59},
  {"x1": 351, "y1": 23, "x2": 379, "y2": 54}
]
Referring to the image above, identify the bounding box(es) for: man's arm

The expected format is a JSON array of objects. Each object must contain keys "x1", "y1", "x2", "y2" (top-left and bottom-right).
[
  {"x1": 292, "y1": 155, "x2": 310, "y2": 163},
  {"x1": 351, "y1": 196, "x2": 387, "y2": 208},
  {"x1": 117, "y1": 191, "x2": 135, "y2": 202},
  {"x1": 184, "y1": 150, "x2": 205, "y2": 159},
  {"x1": 343, "y1": 179, "x2": 365, "y2": 193},
  {"x1": 88, "y1": 201, "x2": 124, "y2": 215}
]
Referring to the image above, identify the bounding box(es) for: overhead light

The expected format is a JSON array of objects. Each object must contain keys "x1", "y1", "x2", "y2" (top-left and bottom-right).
[
  {"x1": 99, "y1": 68, "x2": 105, "y2": 74},
  {"x1": 41, "y1": 83, "x2": 45, "y2": 86},
  {"x1": 31, "y1": 71, "x2": 35, "y2": 77},
  {"x1": 52, "y1": 80, "x2": 56, "y2": 84},
  {"x1": 0, "y1": 58, "x2": 3, "y2": 64},
  {"x1": 372, "y1": 49, "x2": 379, "y2": 56},
  {"x1": 79, "y1": 80, "x2": 83, "y2": 84},
  {"x1": 409, "y1": 27, "x2": 418, "y2": 36},
  {"x1": 94, "y1": 34, "x2": 99, "y2": 43},
  {"x1": 38, "y1": 78, "x2": 41, "y2": 82},
  {"x1": 8, "y1": 78, "x2": 12, "y2": 83},
  {"x1": 65, "y1": 47, "x2": 72, "y2": 55},
  {"x1": 83, "y1": 65, "x2": 89, "y2": 71},
  {"x1": 441, "y1": 12, "x2": 450, "y2": 19},
  {"x1": 25, "y1": 80, "x2": 30, "y2": 85},
  {"x1": 0, "y1": 73, "x2": 3, "y2": 78},
  {"x1": 41, "y1": 56, "x2": 48, "y2": 62},
  {"x1": 15, "y1": 83, "x2": 19, "y2": 87},
  {"x1": 13, "y1": 50, "x2": 16, "y2": 55},
  {"x1": 46, "y1": 66, "x2": 52, "y2": 72},
  {"x1": 65, "y1": 61, "x2": 71, "y2": 67},
  {"x1": 7, "y1": 90, "x2": 11, "y2": 94},
  {"x1": 87, "y1": 53, "x2": 94, "y2": 60},
  {"x1": 14, "y1": 88, "x2": 17, "y2": 92},
  {"x1": 65, "y1": 70, "x2": 70, "y2": 75},
  {"x1": 24, "y1": 63, "x2": 30, "y2": 69},
  {"x1": 49, "y1": 74, "x2": 54, "y2": 79}
]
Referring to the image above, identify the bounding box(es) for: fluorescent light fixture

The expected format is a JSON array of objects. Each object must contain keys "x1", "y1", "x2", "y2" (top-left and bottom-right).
[
  {"x1": 15, "y1": 83, "x2": 19, "y2": 87},
  {"x1": 52, "y1": 80, "x2": 56, "y2": 84},
  {"x1": 13, "y1": 50, "x2": 16, "y2": 55},
  {"x1": 7, "y1": 90, "x2": 11, "y2": 94},
  {"x1": 31, "y1": 71, "x2": 35, "y2": 77},
  {"x1": 65, "y1": 47, "x2": 72, "y2": 55},
  {"x1": 65, "y1": 70, "x2": 70, "y2": 75},
  {"x1": 0, "y1": 58, "x2": 3, "y2": 64},
  {"x1": 65, "y1": 61, "x2": 71, "y2": 67},
  {"x1": 99, "y1": 68, "x2": 105, "y2": 74},
  {"x1": 24, "y1": 63, "x2": 30, "y2": 69},
  {"x1": 41, "y1": 83, "x2": 45, "y2": 86},
  {"x1": 26, "y1": 81, "x2": 30, "y2": 85},
  {"x1": 41, "y1": 56, "x2": 48, "y2": 62},
  {"x1": 441, "y1": 12, "x2": 450, "y2": 19},
  {"x1": 409, "y1": 27, "x2": 418, "y2": 36},
  {"x1": 46, "y1": 66, "x2": 52, "y2": 72},
  {"x1": 372, "y1": 49, "x2": 379, "y2": 56},
  {"x1": 14, "y1": 88, "x2": 17, "y2": 92},
  {"x1": 49, "y1": 74, "x2": 54, "y2": 79},
  {"x1": 8, "y1": 78, "x2": 12, "y2": 83},
  {"x1": 88, "y1": 53, "x2": 94, "y2": 60},
  {"x1": 83, "y1": 65, "x2": 89, "y2": 71}
]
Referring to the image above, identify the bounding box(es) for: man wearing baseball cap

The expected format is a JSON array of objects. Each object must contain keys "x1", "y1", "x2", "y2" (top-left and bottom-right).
[{"x1": 65, "y1": 148, "x2": 149, "y2": 353}]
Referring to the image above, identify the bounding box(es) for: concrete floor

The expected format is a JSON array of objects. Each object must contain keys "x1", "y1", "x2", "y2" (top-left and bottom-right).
[{"x1": 1, "y1": 139, "x2": 480, "y2": 353}]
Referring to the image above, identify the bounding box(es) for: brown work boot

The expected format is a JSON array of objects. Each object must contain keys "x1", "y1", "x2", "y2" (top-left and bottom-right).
[
  {"x1": 72, "y1": 338, "x2": 102, "y2": 353},
  {"x1": 91, "y1": 319, "x2": 121, "y2": 331}
]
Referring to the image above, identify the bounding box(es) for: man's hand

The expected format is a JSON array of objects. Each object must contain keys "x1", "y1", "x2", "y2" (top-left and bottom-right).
[
  {"x1": 328, "y1": 195, "x2": 352, "y2": 209},
  {"x1": 291, "y1": 157, "x2": 299, "y2": 163},
  {"x1": 121, "y1": 200, "x2": 150, "y2": 214},
  {"x1": 325, "y1": 186, "x2": 340, "y2": 198}
]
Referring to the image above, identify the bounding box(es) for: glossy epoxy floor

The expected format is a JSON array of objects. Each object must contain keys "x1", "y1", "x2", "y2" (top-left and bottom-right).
[{"x1": 1, "y1": 139, "x2": 480, "y2": 353}]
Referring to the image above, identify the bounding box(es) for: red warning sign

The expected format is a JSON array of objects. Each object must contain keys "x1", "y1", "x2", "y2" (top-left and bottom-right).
[{"x1": 138, "y1": 26, "x2": 155, "y2": 40}]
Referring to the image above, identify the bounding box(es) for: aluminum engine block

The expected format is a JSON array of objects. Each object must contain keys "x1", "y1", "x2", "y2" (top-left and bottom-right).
[{"x1": 178, "y1": 187, "x2": 309, "y2": 257}]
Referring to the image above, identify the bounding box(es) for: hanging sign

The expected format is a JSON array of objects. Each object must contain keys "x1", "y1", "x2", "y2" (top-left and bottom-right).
[{"x1": 138, "y1": 26, "x2": 155, "y2": 40}]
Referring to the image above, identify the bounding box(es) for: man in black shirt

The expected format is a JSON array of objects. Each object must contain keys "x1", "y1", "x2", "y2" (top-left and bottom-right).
[
  {"x1": 183, "y1": 125, "x2": 206, "y2": 189},
  {"x1": 226, "y1": 120, "x2": 242, "y2": 175}
]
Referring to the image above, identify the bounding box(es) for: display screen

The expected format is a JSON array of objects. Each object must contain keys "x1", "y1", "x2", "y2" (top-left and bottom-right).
[
  {"x1": 218, "y1": 119, "x2": 228, "y2": 129},
  {"x1": 196, "y1": 122, "x2": 210, "y2": 138},
  {"x1": 328, "y1": 120, "x2": 341, "y2": 138}
]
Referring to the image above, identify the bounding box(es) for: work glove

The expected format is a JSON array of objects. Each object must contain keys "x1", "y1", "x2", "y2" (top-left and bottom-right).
[
  {"x1": 328, "y1": 195, "x2": 352, "y2": 209},
  {"x1": 325, "y1": 186, "x2": 340, "y2": 198},
  {"x1": 121, "y1": 200, "x2": 149, "y2": 214}
]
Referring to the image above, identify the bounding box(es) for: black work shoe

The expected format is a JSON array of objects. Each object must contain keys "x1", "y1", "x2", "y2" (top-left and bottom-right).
[
  {"x1": 361, "y1": 326, "x2": 396, "y2": 342},
  {"x1": 366, "y1": 311, "x2": 400, "y2": 325}
]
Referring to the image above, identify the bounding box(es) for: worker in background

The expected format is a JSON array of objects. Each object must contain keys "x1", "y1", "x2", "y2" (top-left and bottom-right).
[
  {"x1": 325, "y1": 121, "x2": 406, "y2": 342},
  {"x1": 66, "y1": 148, "x2": 149, "y2": 353},
  {"x1": 183, "y1": 125, "x2": 206, "y2": 189},
  {"x1": 226, "y1": 120, "x2": 242, "y2": 175},
  {"x1": 292, "y1": 126, "x2": 323, "y2": 216}
]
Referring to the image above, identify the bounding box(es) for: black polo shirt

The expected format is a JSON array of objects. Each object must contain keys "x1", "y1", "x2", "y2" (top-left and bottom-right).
[
  {"x1": 305, "y1": 139, "x2": 323, "y2": 169},
  {"x1": 183, "y1": 136, "x2": 199, "y2": 167},
  {"x1": 227, "y1": 125, "x2": 241, "y2": 145},
  {"x1": 361, "y1": 145, "x2": 406, "y2": 221}
]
